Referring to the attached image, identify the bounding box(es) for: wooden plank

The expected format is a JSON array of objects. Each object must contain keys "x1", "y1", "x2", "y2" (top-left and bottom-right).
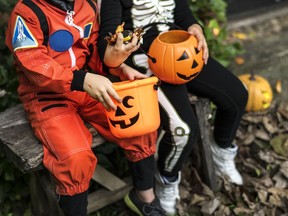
[
  {"x1": 0, "y1": 104, "x2": 28, "y2": 128},
  {"x1": 0, "y1": 124, "x2": 44, "y2": 173},
  {"x1": 87, "y1": 177, "x2": 133, "y2": 213},
  {"x1": 92, "y1": 165, "x2": 127, "y2": 191},
  {"x1": 194, "y1": 98, "x2": 218, "y2": 191},
  {"x1": 0, "y1": 104, "x2": 106, "y2": 173}
]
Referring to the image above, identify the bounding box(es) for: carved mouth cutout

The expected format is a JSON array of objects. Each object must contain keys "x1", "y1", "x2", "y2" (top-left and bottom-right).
[
  {"x1": 177, "y1": 72, "x2": 199, "y2": 80},
  {"x1": 108, "y1": 95, "x2": 140, "y2": 129},
  {"x1": 108, "y1": 113, "x2": 140, "y2": 129}
]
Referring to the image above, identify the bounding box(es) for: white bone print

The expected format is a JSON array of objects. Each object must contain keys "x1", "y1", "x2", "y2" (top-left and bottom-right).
[{"x1": 131, "y1": 0, "x2": 175, "y2": 32}]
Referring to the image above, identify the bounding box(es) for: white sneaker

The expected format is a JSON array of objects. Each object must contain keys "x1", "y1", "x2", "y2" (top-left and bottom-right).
[
  {"x1": 210, "y1": 142, "x2": 243, "y2": 185},
  {"x1": 155, "y1": 170, "x2": 180, "y2": 215}
]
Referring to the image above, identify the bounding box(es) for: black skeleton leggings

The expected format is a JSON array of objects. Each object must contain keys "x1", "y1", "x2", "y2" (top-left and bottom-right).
[{"x1": 157, "y1": 57, "x2": 248, "y2": 177}]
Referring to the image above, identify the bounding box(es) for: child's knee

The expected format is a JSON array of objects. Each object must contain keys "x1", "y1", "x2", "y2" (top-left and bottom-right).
[{"x1": 171, "y1": 119, "x2": 199, "y2": 146}]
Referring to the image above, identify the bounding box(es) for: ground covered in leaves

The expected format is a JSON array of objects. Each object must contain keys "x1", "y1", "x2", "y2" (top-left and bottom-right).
[{"x1": 176, "y1": 98, "x2": 288, "y2": 216}]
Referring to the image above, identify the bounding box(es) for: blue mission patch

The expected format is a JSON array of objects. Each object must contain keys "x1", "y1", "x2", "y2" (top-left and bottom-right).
[
  {"x1": 12, "y1": 16, "x2": 38, "y2": 51},
  {"x1": 49, "y1": 30, "x2": 74, "y2": 52}
]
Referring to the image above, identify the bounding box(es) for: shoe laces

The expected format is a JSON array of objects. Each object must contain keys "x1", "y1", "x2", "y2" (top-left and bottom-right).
[
  {"x1": 162, "y1": 183, "x2": 178, "y2": 199},
  {"x1": 143, "y1": 202, "x2": 166, "y2": 216}
]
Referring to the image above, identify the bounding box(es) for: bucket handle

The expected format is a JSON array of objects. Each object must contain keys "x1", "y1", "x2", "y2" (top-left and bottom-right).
[{"x1": 154, "y1": 79, "x2": 162, "y2": 90}]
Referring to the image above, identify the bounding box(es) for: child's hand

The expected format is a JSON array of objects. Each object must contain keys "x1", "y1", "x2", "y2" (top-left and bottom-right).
[
  {"x1": 187, "y1": 24, "x2": 209, "y2": 64},
  {"x1": 103, "y1": 33, "x2": 140, "y2": 68},
  {"x1": 109, "y1": 63, "x2": 147, "y2": 81},
  {"x1": 83, "y1": 73, "x2": 122, "y2": 111}
]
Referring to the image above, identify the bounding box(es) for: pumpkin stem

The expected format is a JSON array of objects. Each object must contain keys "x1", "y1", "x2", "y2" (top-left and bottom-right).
[{"x1": 249, "y1": 71, "x2": 256, "y2": 81}]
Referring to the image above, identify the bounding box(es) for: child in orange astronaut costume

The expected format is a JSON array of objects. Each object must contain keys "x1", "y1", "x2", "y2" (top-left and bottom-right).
[{"x1": 6, "y1": 0, "x2": 163, "y2": 215}]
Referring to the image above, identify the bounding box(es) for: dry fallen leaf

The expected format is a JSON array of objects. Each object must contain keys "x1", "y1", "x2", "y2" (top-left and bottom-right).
[
  {"x1": 268, "y1": 193, "x2": 283, "y2": 207},
  {"x1": 275, "y1": 80, "x2": 282, "y2": 93},
  {"x1": 257, "y1": 189, "x2": 269, "y2": 204},
  {"x1": 272, "y1": 172, "x2": 288, "y2": 188},
  {"x1": 280, "y1": 161, "x2": 288, "y2": 179},
  {"x1": 213, "y1": 205, "x2": 231, "y2": 216},
  {"x1": 255, "y1": 129, "x2": 270, "y2": 141},
  {"x1": 278, "y1": 101, "x2": 288, "y2": 119},
  {"x1": 232, "y1": 32, "x2": 248, "y2": 40},
  {"x1": 200, "y1": 198, "x2": 220, "y2": 215},
  {"x1": 262, "y1": 116, "x2": 278, "y2": 134},
  {"x1": 233, "y1": 206, "x2": 254, "y2": 215},
  {"x1": 190, "y1": 193, "x2": 206, "y2": 205},
  {"x1": 235, "y1": 56, "x2": 245, "y2": 65},
  {"x1": 270, "y1": 134, "x2": 288, "y2": 157},
  {"x1": 213, "y1": 27, "x2": 220, "y2": 36}
]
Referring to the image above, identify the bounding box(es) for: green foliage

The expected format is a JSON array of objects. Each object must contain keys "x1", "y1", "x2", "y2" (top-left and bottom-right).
[
  {"x1": 189, "y1": 0, "x2": 243, "y2": 66},
  {"x1": 0, "y1": 0, "x2": 19, "y2": 112},
  {"x1": 94, "y1": 141, "x2": 129, "y2": 178},
  {"x1": 0, "y1": 152, "x2": 31, "y2": 216}
]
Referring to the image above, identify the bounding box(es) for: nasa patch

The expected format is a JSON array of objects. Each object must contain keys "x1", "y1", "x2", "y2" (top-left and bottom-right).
[{"x1": 12, "y1": 16, "x2": 38, "y2": 51}]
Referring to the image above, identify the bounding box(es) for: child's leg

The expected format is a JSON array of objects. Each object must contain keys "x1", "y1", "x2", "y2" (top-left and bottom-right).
[
  {"x1": 125, "y1": 156, "x2": 166, "y2": 216},
  {"x1": 186, "y1": 57, "x2": 248, "y2": 148},
  {"x1": 58, "y1": 191, "x2": 88, "y2": 216},
  {"x1": 186, "y1": 57, "x2": 248, "y2": 185},
  {"x1": 26, "y1": 93, "x2": 97, "y2": 215},
  {"x1": 157, "y1": 83, "x2": 199, "y2": 177},
  {"x1": 127, "y1": 155, "x2": 155, "y2": 202},
  {"x1": 155, "y1": 83, "x2": 200, "y2": 215}
]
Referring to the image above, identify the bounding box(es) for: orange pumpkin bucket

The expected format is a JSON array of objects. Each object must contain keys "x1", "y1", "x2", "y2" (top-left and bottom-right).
[
  {"x1": 148, "y1": 30, "x2": 204, "y2": 84},
  {"x1": 105, "y1": 77, "x2": 160, "y2": 138}
]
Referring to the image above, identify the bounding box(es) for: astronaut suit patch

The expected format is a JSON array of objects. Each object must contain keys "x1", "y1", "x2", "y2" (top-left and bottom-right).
[{"x1": 12, "y1": 16, "x2": 38, "y2": 51}]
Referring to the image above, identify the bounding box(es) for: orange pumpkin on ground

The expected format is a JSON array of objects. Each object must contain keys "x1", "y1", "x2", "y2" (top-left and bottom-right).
[
  {"x1": 238, "y1": 73, "x2": 273, "y2": 112},
  {"x1": 105, "y1": 77, "x2": 160, "y2": 138},
  {"x1": 148, "y1": 30, "x2": 204, "y2": 84}
]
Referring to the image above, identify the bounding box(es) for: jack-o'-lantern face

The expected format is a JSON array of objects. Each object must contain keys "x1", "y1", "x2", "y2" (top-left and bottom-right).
[
  {"x1": 148, "y1": 30, "x2": 204, "y2": 84},
  {"x1": 108, "y1": 96, "x2": 140, "y2": 129},
  {"x1": 105, "y1": 77, "x2": 160, "y2": 138},
  {"x1": 175, "y1": 48, "x2": 202, "y2": 81},
  {"x1": 238, "y1": 73, "x2": 273, "y2": 112}
]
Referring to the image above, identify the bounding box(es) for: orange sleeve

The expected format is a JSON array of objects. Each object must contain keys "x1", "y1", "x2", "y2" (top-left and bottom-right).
[{"x1": 5, "y1": 3, "x2": 74, "y2": 93}]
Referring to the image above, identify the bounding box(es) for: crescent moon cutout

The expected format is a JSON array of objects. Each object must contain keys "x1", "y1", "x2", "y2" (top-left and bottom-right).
[{"x1": 123, "y1": 96, "x2": 134, "y2": 108}]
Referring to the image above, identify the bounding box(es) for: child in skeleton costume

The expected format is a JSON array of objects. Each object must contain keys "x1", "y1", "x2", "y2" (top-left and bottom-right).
[
  {"x1": 6, "y1": 0, "x2": 166, "y2": 215},
  {"x1": 98, "y1": 0, "x2": 248, "y2": 215}
]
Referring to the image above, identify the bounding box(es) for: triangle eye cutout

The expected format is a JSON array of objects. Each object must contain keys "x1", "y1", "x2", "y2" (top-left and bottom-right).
[
  {"x1": 195, "y1": 47, "x2": 200, "y2": 55},
  {"x1": 192, "y1": 60, "x2": 198, "y2": 68},
  {"x1": 177, "y1": 51, "x2": 189, "y2": 61},
  {"x1": 115, "y1": 107, "x2": 126, "y2": 116}
]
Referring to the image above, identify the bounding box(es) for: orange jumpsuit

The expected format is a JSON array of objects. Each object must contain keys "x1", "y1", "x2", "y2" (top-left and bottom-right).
[{"x1": 6, "y1": 0, "x2": 156, "y2": 196}]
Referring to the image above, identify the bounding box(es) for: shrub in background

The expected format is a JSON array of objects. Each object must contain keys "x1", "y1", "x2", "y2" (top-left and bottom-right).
[
  {"x1": 189, "y1": 0, "x2": 243, "y2": 67},
  {"x1": 0, "y1": 0, "x2": 19, "y2": 112}
]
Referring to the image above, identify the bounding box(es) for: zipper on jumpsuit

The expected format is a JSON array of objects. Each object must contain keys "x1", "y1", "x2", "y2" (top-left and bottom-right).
[{"x1": 65, "y1": 10, "x2": 84, "y2": 68}]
